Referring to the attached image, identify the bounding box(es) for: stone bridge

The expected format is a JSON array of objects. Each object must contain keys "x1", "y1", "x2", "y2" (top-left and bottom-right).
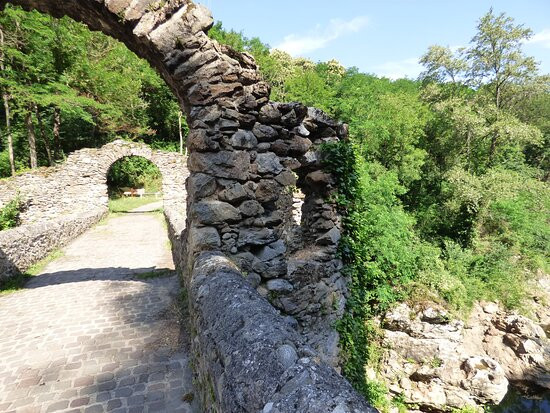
[{"x1": 0, "y1": 1, "x2": 377, "y2": 412}]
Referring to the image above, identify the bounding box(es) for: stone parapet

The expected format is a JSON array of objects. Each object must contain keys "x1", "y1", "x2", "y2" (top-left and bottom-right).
[
  {"x1": 0, "y1": 207, "x2": 107, "y2": 282},
  {"x1": 188, "y1": 252, "x2": 377, "y2": 413}
]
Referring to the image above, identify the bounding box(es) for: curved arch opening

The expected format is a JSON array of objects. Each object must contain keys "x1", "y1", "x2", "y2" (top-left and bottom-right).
[{"x1": 106, "y1": 155, "x2": 163, "y2": 212}]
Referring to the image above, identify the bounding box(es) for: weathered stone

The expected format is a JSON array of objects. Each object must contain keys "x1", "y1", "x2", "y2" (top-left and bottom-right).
[
  {"x1": 289, "y1": 137, "x2": 312, "y2": 155},
  {"x1": 246, "y1": 272, "x2": 262, "y2": 288},
  {"x1": 316, "y1": 228, "x2": 341, "y2": 246},
  {"x1": 257, "y1": 142, "x2": 271, "y2": 152},
  {"x1": 307, "y1": 107, "x2": 338, "y2": 128},
  {"x1": 267, "y1": 279, "x2": 294, "y2": 294},
  {"x1": 230, "y1": 129, "x2": 258, "y2": 149},
  {"x1": 256, "y1": 152, "x2": 284, "y2": 175},
  {"x1": 257, "y1": 240, "x2": 286, "y2": 261},
  {"x1": 187, "y1": 129, "x2": 220, "y2": 151},
  {"x1": 259, "y1": 104, "x2": 282, "y2": 123},
  {"x1": 190, "y1": 253, "x2": 376, "y2": 413},
  {"x1": 191, "y1": 201, "x2": 241, "y2": 225},
  {"x1": 271, "y1": 140, "x2": 289, "y2": 156},
  {"x1": 237, "y1": 228, "x2": 276, "y2": 247},
  {"x1": 189, "y1": 226, "x2": 221, "y2": 251},
  {"x1": 219, "y1": 118, "x2": 240, "y2": 131},
  {"x1": 253, "y1": 123, "x2": 278, "y2": 141},
  {"x1": 301, "y1": 150, "x2": 321, "y2": 167},
  {"x1": 276, "y1": 344, "x2": 298, "y2": 369},
  {"x1": 219, "y1": 182, "x2": 252, "y2": 204},
  {"x1": 377, "y1": 301, "x2": 550, "y2": 411},
  {"x1": 189, "y1": 151, "x2": 250, "y2": 180},
  {"x1": 275, "y1": 170, "x2": 297, "y2": 186},
  {"x1": 255, "y1": 180, "x2": 281, "y2": 203},
  {"x1": 239, "y1": 200, "x2": 264, "y2": 217},
  {"x1": 187, "y1": 173, "x2": 217, "y2": 199},
  {"x1": 306, "y1": 170, "x2": 333, "y2": 186},
  {"x1": 264, "y1": 259, "x2": 288, "y2": 278}
]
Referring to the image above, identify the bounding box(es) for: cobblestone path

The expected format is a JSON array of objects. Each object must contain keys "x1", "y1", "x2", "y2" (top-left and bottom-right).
[{"x1": 0, "y1": 208, "x2": 198, "y2": 413}]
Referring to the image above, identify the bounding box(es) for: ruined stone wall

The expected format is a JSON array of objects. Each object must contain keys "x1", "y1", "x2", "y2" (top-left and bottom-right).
[
  {"x1": 1, "y1": 0, "x2": 374, "y2": 410},
  {"x1": 0, "y1": 140, "x2": 188, "y2": 224},
  {"x1": 0, "y1": 207, "x2": 107, "y2": 281}
]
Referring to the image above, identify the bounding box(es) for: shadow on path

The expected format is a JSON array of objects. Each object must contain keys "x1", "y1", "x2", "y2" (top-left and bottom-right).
[{"x1": 0, "y1": 269, "x2": 198, "y2": 413}]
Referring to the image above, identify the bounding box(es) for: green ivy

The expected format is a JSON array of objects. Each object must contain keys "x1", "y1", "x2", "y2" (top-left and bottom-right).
[
  {"x1": 0, "y1": 197, "x2": 22, "y2": 230},
  {"x1": 322, "y1": 141, "x2": 421, "y2": 398}
]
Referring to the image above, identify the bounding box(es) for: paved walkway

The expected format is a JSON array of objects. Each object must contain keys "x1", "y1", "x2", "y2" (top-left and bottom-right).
[{"x1": 0, "y1": 209, "x2": 198, "y2": 413}]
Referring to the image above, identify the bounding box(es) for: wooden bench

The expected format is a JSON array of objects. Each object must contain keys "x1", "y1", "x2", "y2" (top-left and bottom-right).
[{"x1": 121, "y1": 188, "x2": 145, "y2": 197}]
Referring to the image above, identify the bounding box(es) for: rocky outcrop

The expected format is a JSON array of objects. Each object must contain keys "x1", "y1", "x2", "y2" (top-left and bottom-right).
[{"x1": 377, "y1": 300, "x2": 550, "y2": 412}]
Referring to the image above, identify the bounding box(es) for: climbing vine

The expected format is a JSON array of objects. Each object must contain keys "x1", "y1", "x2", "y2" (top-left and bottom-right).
[{"x1": 322, "y1": 141, "x2": 421, "y2": 399}]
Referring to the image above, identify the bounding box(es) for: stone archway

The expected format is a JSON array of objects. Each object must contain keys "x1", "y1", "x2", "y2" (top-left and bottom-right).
[
  {"x1": 0, "y1": 2, "x2": 375, "y2": 412},
  {"x1": 0, "y1": 139, "x2": 187, "y2": 224}
]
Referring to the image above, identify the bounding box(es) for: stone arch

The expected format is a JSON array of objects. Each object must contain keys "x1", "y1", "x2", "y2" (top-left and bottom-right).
[
  {"x1": 68, "y1": 139, "x2": 188, "y2": 210},
  {"x1": 2, "y1": 0, "x2": 348, "y2": 362},
  {"x1": 0, "y1": 140, "x2": 187, "y2": 223}
]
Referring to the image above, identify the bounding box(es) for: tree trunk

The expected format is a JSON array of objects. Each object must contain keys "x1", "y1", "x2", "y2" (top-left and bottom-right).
[
  {"x1": 35, "y1": 105, "x2": 53, "y2": 166},
  {"x1": 178, "y1": 110, "x2": 185, "y2": 155},
  {"x1": 0, "y1": 26, "x2": 15, "y2": 176},
  {"x1": 466, "y1": 128, "x2": 471, "y2": 172},
  {"x1": 53, "y1": 107, "x2": 61, "y2": 160},
  {"x1": 25, "y1": 109, "x2": 38, "y2": 169}
]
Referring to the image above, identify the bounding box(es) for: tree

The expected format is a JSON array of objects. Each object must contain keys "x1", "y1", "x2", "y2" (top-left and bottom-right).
[
  {"x1": 467, "y1": 9, "x2": 537, "y2": 111},
  {"x1": 419, "y1": 45, "x2": 467, "y2": 84},
  {"x1": 0, "y1": 24, "x2": 15, "y2": 175},
  {"x1": 419, "y1": 9, "x2": 542, "y2": 171}
]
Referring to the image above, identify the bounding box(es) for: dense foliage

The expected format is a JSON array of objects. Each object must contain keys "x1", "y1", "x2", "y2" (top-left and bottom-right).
[
  {"x1": 0, "y1": 5, "x2": 184, "y2": 177},
  {"x1": 107, "y1": 156, "x2": 162, "y2": 196},
  {"x1": 0, "y1": 196, "x2": 21, "y2": 230}
]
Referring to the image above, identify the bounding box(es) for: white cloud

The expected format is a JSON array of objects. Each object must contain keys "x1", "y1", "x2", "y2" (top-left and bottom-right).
[
  {"x1": 274, "y1": 16, "x2": 369, "y2": 56},
  {"x1": 374, "y1": 57, "x2": 423, "y2": 80},
  {"x1": 527, "y1": 28, "x2": 550, "y2": 48}
]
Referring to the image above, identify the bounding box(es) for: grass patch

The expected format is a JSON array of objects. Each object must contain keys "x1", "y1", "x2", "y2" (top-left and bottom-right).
[
  {"x1": 26, "y1": 249, "x2": 65, "y2": 276},
  {"x1": 0, "y1": 248, "x2": 64, "y2": 294},
  {"x1": 108, "y1": 196, "x2": 160, "y2": 213},
  {"x1": 134, "y1": 269, "x2": 174, "y2": 280},
  {"x1": 0, "y1": 273, "x2": 32, "y2": 295}
]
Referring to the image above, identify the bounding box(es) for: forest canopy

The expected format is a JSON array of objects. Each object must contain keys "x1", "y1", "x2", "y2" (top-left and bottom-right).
[{"x1": 0, "y1": 5, "x2": 184, "y2": 177}]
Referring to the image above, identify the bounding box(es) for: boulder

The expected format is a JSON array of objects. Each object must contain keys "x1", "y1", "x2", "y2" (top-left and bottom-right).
[{"x1": 191, "y1": 200, "x2": 240, "y2": 225}]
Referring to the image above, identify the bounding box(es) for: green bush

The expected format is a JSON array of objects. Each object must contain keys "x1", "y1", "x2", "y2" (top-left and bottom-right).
[{"x1": 0, "y1": 198, "x2": 21, "y2": 230}]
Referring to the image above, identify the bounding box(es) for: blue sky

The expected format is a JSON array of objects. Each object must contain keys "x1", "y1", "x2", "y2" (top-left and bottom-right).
[{"x1": 197, "y1": 0, "x2": 550, "y2": 79}]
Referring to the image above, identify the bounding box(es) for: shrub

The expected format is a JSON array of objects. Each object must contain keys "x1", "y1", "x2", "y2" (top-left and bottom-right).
[{"x1": 0, "y1": 197, "x2": 21, "y2": 230}]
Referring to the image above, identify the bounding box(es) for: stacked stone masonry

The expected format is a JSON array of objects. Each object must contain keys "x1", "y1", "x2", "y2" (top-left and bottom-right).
[
  {"x1": 0, "y1": 207, "x2": 107, "y2": 280},
  {"x1": 0, "y1": 140, "x2": 188, "y2": 224},
  {"x1": 0, "y1": 0, "x2": 376, "y2": 411}
]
